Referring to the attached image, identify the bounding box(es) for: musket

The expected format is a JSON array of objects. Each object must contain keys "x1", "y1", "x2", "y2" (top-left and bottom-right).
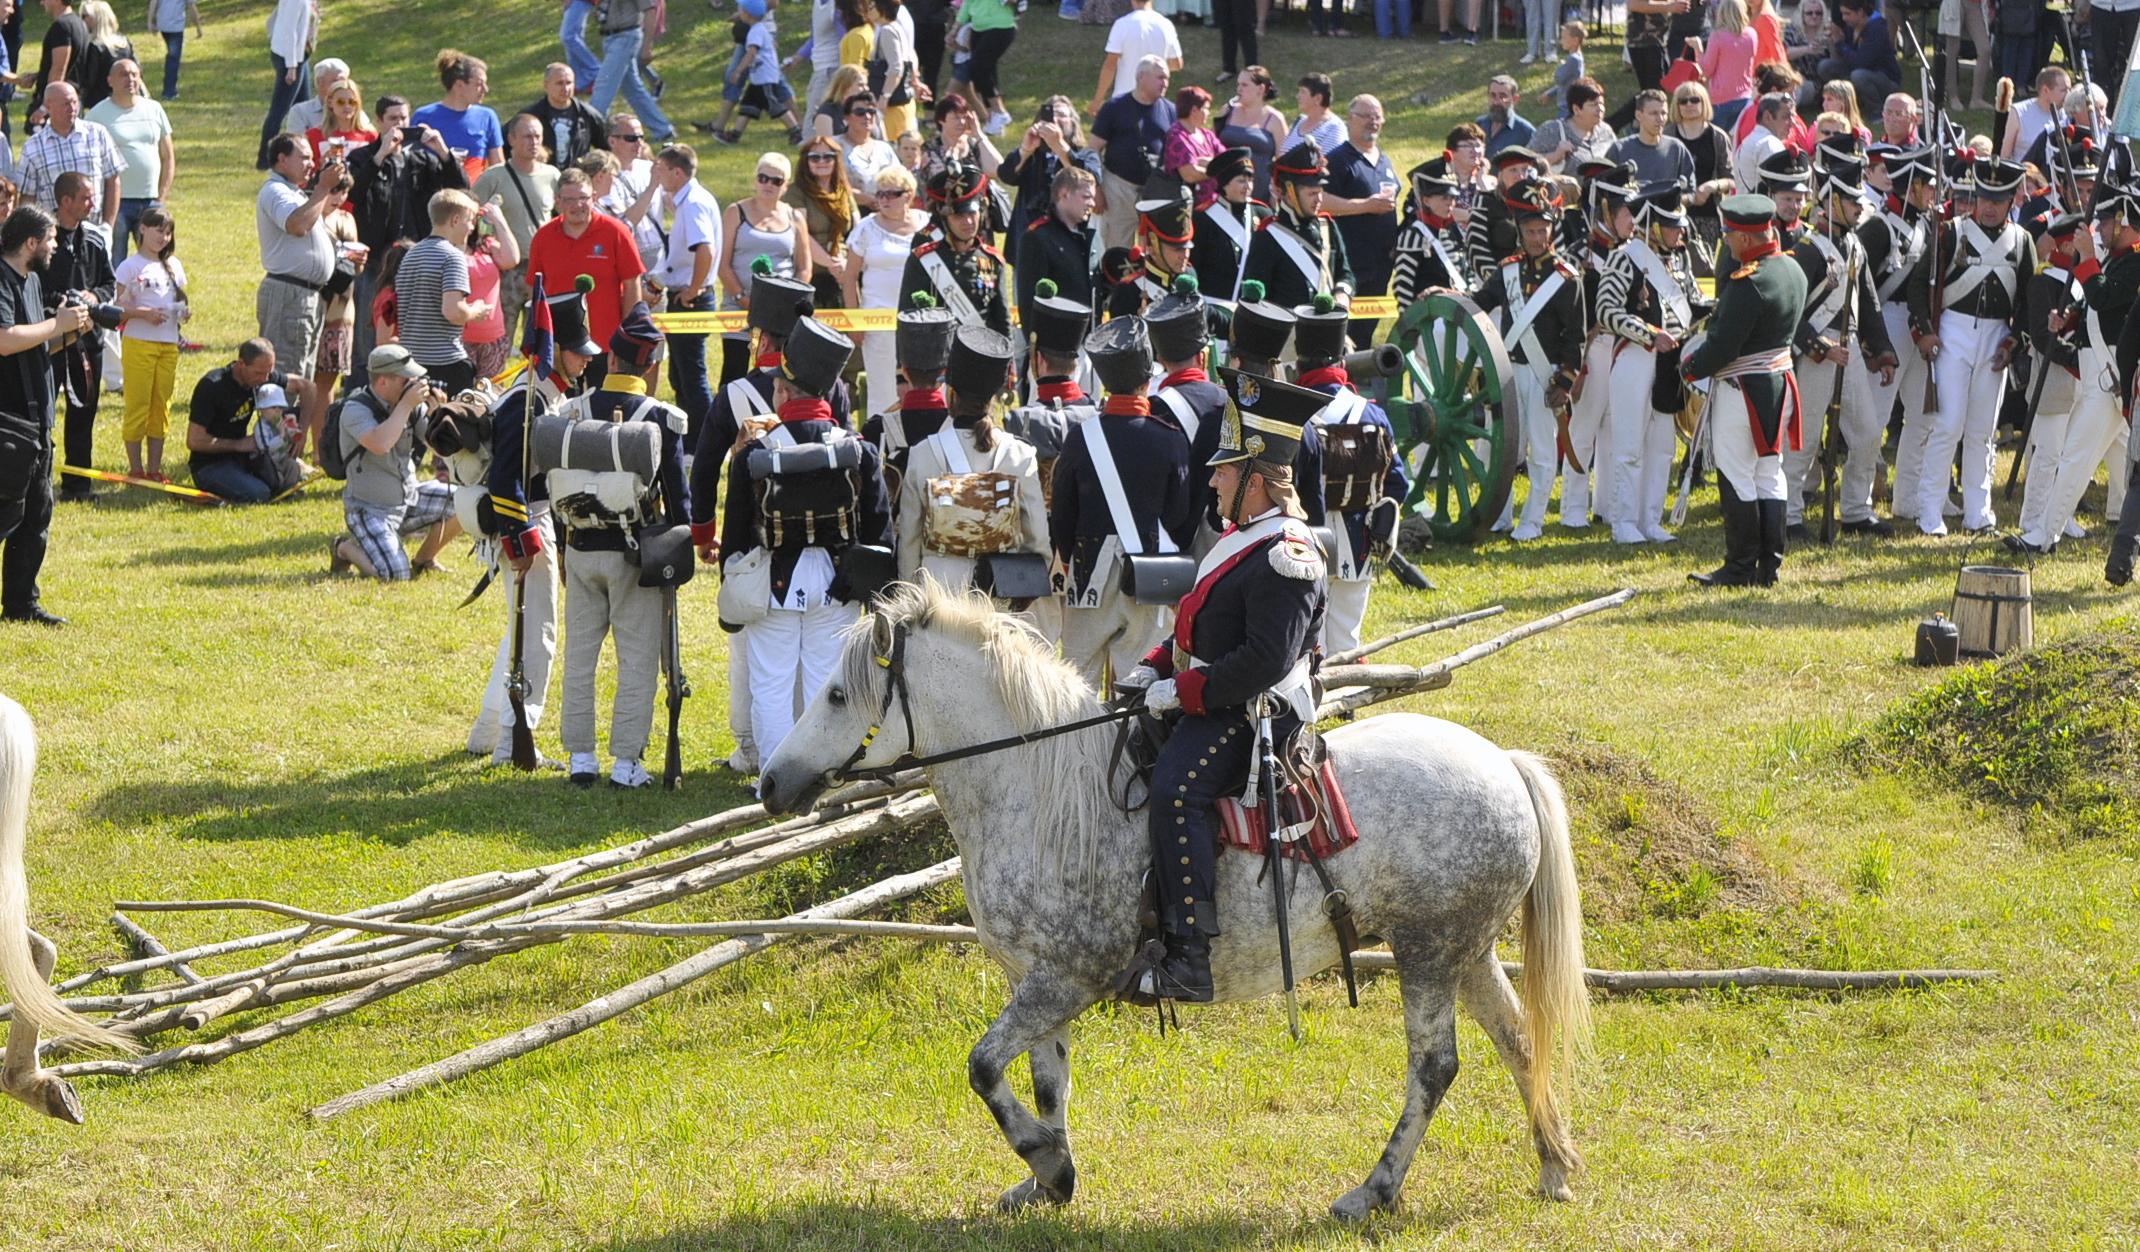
[
  {"x1": 1670, "y1": 378, "x2": 1709, "y2": 527},
  {"x1": 1902, "y1": 20, "x2": 1947, "y2": 428},
  {"x1": 506, "y1": 390, "x2": 542, "y2": 773},
  {"x1": 1253, "y1": 694, "x2": 1301, "y2": 1042},
  {"x1": 1819, "y1": 231, "x2": 1862, "y2": 545},
  {"x1": 661, "y1": 584, "x2": 690, "y2": 790},
  {"x1": 2006, "y1": 350, "x2": 2056, "y2": 500}
]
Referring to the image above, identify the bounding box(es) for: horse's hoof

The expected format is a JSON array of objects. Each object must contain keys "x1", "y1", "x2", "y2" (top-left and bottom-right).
[
  {"x1": 39, "y1": 1077, "x2": 85, "y2": 1125},
  {"x1": 1330, "y1": 1184, "x2": 1389, "y2": 1222},
  {"x1": 1539, "y1": 1163, "x2": 1575, "y2": 1202},
  {"x1": 997, "y1": 1175, "x2": 1069, "y2": 1213}
]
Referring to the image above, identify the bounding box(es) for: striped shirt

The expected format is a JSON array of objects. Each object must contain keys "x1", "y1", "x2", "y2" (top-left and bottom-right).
[{"x1": 394, "y1": 235, "x2": 472, "y2": 366}]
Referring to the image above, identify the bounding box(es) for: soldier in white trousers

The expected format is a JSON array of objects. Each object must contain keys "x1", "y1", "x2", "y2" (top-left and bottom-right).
[
  {"x1": 2016, "y1": 214, "x2": 2087, "y2": 545},
  {"x1": 2013, "y1": 184, "x2": 2140, "y2": 553},
  {"x1": 1860, "y1": 145, "x2": 1938, "y2": 531},
  {"x1": 1597, "y1": 186, "x2": 1704, "y2": 544},
  {"x1": 1782, "y1": 141, "x2": 1898, "y2": 538},
  {"x1": 1906, "y1": 155, "x2": 2036, "y2": 536},
  {"x1": 1562, "y1": 163, "x2": 1637, "y2": 531}
]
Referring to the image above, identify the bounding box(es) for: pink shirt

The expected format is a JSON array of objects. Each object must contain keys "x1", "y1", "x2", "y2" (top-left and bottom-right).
[
  {"x1": 464, "y1": 243, "x2": 506, "y2": 345},
  {"x1": 1699, "y1": 29, "x2": 1757, "y2": 104},
  {"x1": 1162, "y1": 124, "x2": 1225, "y2": 209}
]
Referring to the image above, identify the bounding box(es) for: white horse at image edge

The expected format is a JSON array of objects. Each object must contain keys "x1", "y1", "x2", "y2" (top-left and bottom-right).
[
  {"x1": 758, "y1": 578, "x2": 1592, "y2": 1220},
  {"x1": 2, "y1": 692, "x2": 136, "y2": 1123}
]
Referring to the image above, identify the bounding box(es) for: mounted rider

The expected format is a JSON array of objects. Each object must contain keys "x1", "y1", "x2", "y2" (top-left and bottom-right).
[
  {"x1": 547, "y1": 301, "x2": 693, "y2": 790},
  {"x1": 1049, "y1": 314, "x2": 1195, "y2": 687},
  {"x1": 1116, "y1": 367, "x2": 1329, "y2": 1003},
  {"x1": 861, "y1": 293, "x2": 960, "y2": 506},
  {"x1": 1682, "y1": 192, "x2": 1809, "y2": 588},
  {"x1": 1292, "y1": 293, "x2": 1407, "y2": 652},
  {"x1": 901, "y1": 159, "x2": 1012, "y2": 338},
  {"x1": 689, "y1": 263, "x2": 841, "y2": 776},
  {"x1": 1243, "y1": 138, "x2": 1355, "y2": 314}
]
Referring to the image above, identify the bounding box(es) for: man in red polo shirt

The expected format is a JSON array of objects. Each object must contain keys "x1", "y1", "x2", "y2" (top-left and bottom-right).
[{"x1": 526, "y1": 166, "x2": 646, "y2": 385}]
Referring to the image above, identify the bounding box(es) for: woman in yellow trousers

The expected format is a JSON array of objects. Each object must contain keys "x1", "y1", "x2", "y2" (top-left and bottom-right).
[{"x1": 113, "y1": 207, "x2": 189, "y2": 482}]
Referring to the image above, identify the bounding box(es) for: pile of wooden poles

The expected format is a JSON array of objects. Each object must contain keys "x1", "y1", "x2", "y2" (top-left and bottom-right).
[{"x1": 16, "y1": 588, "x2": 1985, "y2": 1119}]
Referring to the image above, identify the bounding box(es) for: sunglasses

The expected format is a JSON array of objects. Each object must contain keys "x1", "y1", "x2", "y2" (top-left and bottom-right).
[
  {"x1": 758, "y1": 172, "x2": 787, "y2": 186},
  {"x1": 875, "y1": 188, "x2": 908, "y2": 198},
  {"x1": 615, "y1": 132, "x2": 645, "y2": 143},
  {"x1": 851, "y1": 109, "x2": 878, "y2": 118},
  {"x1": 806, "y1": 151, "x2": 838, "y2": 162}
]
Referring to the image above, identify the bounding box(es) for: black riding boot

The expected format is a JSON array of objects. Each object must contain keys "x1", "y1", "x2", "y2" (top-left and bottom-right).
[
  {"x1": 2109, "y1": 534, "x2": 2137, "y2": 587},
  {"x1": 1141, "y1": 926, "x2": 1215, "y2": 1003},
  {"x1": 1690, "y1": 478, "x2": 1760, "y2": 586},
  {"x1": 1755, "y1": 497, "x2": 1787, "y2": 586}
]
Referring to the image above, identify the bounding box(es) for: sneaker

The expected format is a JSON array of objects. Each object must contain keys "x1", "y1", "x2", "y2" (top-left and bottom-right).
[
  {"x1": 1640, "y1": 523, "x2": 1678, "y2": 544},
  {"x1": 568, "y1": 752, "x2": 600, "y2": 789},
  {"x1": 1510, "y1": 520, "x2": 1544, "y2": 541},
  {"x1": 1438, "y1": 29, "x2": 1459, "y2": 42},
  {"x1": 610, "y1": 758, "x2": 654, "y2": 789},
  {"x1": 984, "y1": 110, "x2": 1013, "y2": 135},
  {"x1": 329, "y1": 537, "x2": 354, "y2": 576},
  {"x1": 724, "y1": 746, "x2": 760, "y2": 774},
  {"x1": 1518, "y1": 52, "x2": 1539, "y2": 64},
  {"x1": 1463, "y1": 29, "x2": 1479, "y2": 44},
  {"x1": 1610, "y1": 522, "x2": 1649, "y2": 544},
  {"x1": 643, "y1": 66, "x2": 665, "y2": 98}
]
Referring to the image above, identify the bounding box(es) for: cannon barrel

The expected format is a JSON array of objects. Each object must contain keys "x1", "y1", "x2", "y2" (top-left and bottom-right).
[{"x1": 1344, "y1": 344, "x2": 1404, "y2": 380}]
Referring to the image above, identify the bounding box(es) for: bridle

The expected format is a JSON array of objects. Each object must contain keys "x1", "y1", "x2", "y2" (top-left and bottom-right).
[{"x1": 835, "y1": 617, "x2": 1144, "y2": 783}]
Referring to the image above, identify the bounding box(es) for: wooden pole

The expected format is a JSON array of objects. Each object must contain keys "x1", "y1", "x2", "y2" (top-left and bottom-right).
[
  {"x1": 1319, "y1": 588, "x2": 1636, "y2": 719},
  {"x1": 1325, "y1": 604, "x2": 1507, "y2": 665},
  {"x1": 110, "y1": 913, "x2": 204, "y2": 987},
  {"x1": 307, "y1": 858, "x2": 965, "y2": 1120}
]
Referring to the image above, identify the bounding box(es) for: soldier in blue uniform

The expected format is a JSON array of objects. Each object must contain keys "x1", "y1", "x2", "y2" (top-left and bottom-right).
[
  {"x1": 1224, "y1": 281, "x2": 1330, "y2": 528},
  {"x1": 1243, "y1": 139, "x2": 1355, "y2": 314},
  {"x1": 474, "y1": 281, "x2": 598, "y2": 768},
  {"x1": 719, "y1": 316, "x2": 892, "y2": 765},
  {"x1": 687, "y1": 268, "x2": 849, "y2": 775},
  {"x1": 1132, "y1": 186, "x2": 1197, "y2": 307},
  {"x1": 1116, "y1": 367, "x2": 1329, "y2": 1003},
  {"x1": 1191, "y1": 147, "x2": 1266, "y2": 317},
  {"x1": 1049, "y1": 315, "x2": 1194, "y2": 687},
  {"x1": 1293, "y1": 293, "x2": 1408, "y2": 652},
  {"x1": 550, "y1": 302, "x2": 693, "y2": 789},
  {"x1": 859, "y1": 293, "x2": 959, "y2": 505},
  {"x1": 1146, "y1": 275, "x2": 1226, "y2": 548},
  {"x1": 901, "y1": 159, "x2": 1012, "y2": 338},
  {"x1": 1001, "y1": 282, "x2": 1099, "y2": 513}
]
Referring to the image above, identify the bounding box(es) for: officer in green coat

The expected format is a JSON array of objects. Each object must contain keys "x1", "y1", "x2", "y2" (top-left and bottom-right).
[{"x1": 1681, "y1": 192, "x2": 1809, "y2": 588}]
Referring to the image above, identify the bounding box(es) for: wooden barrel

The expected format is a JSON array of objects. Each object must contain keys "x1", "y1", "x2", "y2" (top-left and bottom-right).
[{"x1": 1952, "y1": 564, "x2": 2034, "y2": 658}]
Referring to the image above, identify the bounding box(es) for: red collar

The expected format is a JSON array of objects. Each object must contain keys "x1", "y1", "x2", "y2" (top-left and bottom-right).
[
  {"x1": 1297, "y1": 365, "x2": 1351, "y2": 390},
  {"x1": 1102, "y1": 395, "x2": 1150, "y2": 416},
  {"x1": 902, "y1": 388, "x2": 946, "y2": 411},
  {"x1": 777, "y1": 396, "x2": 832, "y2": 424},
  {"x1": 1421, "y1": 209, "x2": 1454, "y2": 231},
  {"x1": 1037, "y1": 379, "x2": 1086, "y2": 404},
  {"x1": 1159, "y1": 366, "x2": 1208, "y2": 388},
  {"x1": 756, "y1": 350, "x2": 784, "y2": 369},
  {"x1": 1737, "y1": 238, "x2": 1783, "y2": 263}
]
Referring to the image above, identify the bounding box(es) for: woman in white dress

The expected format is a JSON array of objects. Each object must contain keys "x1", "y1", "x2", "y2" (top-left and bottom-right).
[{"x1": 842, "y1": 164, "x2": 932, "y2": 418}]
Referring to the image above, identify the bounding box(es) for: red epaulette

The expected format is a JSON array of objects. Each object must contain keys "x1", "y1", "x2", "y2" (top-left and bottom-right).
[
  {"x1": 982, "y1": 242, "x2": 1006, "y2": 262},
  {"x1": 913, "y1": 239, "x2": 941, "y2": 256},
  {"x1": 1501, "y1": 253, "x2": 1524, "y2": 266}
]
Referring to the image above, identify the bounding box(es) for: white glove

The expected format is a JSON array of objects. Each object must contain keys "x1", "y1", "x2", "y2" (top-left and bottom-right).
[
  {"x1": 1119, "y1": 664, "x2": 1159, "y2": 691},
  {"x1": 1144, "y1": 678, "x2": 1180, "y2": 714}
]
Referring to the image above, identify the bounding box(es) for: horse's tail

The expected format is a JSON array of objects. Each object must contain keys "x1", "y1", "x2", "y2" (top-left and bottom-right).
[
  {"x1": 0, "y1": 694, "x2": 136, "y2": 1054},
  {"x1": 1508, "y1": 750, "x2": 1590, "y2": 1114}
]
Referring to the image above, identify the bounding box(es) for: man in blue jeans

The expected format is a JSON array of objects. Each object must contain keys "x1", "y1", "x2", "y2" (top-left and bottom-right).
[
  {"x1": 651, "y1": 143, "x2": 722, "y2": 454},
  {"x1": 560, "y1": 0, "x2": 602, "y2": 86},
  {"x1": 590, "y1": 0, "x2": 675, "y2": 143},
  {"x1": 184, "y1": 337, "x2": 316, "y2": 503}
]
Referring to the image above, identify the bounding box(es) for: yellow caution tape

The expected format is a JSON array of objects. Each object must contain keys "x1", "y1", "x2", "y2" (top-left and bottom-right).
[{"x1": 653, "y1": 296, "x2": 1404, "y2": 336}]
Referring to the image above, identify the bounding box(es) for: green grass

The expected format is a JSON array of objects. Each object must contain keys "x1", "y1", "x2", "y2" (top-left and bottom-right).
[{"x1": 2, "y1": 2, "x2": 2138, "y2": 1248}]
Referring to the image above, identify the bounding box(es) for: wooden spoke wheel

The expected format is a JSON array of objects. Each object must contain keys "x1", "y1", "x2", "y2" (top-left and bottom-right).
[{"x1": 1384, "y1": 292, "x2": 1518, "y2": 545}]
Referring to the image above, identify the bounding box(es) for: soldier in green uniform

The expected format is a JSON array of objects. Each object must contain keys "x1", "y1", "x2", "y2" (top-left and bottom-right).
[
  {"x1": 901, "y1": 159, "x2": 1012, "y2": 338},
  {"x1": 1681, "y1": 193, "x2": 1810, "y2": 588}
]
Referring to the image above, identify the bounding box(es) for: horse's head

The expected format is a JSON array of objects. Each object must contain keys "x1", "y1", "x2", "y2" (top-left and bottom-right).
[{"x1": 758, "y1": 577, "x2": 1097, "y2": 814}]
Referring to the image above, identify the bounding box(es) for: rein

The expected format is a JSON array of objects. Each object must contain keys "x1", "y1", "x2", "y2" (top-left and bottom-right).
[{"x1": 838, "y1": 620, "x2": 1144, "y2": 781}]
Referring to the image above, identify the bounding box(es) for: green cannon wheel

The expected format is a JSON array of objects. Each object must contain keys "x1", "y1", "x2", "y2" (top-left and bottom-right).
[{"x1": 1383, "y1": 291, "x2": 1518, "y2": 545}]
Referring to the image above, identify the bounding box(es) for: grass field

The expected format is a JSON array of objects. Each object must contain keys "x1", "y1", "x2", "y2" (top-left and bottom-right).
[{"x1": 2, "y1": 1, "x2": 2137, "y2": 1248}]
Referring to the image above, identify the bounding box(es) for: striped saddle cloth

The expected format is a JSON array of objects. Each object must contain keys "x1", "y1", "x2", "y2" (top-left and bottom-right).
[{"x1": 1213, "y1": 758, "x2": 1360, "y2": 861}]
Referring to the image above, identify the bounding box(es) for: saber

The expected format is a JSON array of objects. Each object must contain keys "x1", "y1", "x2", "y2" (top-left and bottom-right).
[
  {"x1": 1670, "y1": 388, "x2": 1709, "y2": 527},
  {"x1": 1254, "y1": 694, "x2": 1301, "y2": 1042}
]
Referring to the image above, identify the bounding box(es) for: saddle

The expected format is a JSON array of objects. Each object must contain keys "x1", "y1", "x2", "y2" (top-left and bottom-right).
[{"x1": 1214, "y1": 757, "x2": 1361, "y2": 862}]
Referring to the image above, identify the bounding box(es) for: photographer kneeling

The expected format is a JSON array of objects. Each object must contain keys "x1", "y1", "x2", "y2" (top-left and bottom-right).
[{"x1": 332, "y1": 344, "x2": 461, "y2": 579}]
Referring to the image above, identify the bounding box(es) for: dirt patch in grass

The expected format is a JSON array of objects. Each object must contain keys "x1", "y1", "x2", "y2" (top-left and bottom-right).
[
  {"x1": 1550, "y1": 740, "x2": 1796, "y2": 924},
  {"x1": 1855, "y1": 626, "x2": 2140, "y2": 843}
]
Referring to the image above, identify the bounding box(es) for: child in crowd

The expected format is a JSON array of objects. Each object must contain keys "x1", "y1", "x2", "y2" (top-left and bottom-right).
[
  {"x1": 704, "y1": 0, "x2": 806, "y2": 146},
  {"x1": 250, "y1": 383, "x2": 309, "y2": 493},
  {"x1": 1542, "y1": 21, "x2": 1585, "y2": 117},
  {"x1": 114, "y1": 205, "x2": 188, "y2": 482}
]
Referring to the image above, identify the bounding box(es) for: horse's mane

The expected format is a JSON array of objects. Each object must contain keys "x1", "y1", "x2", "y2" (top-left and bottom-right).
[{"x1": 840, "y1": 577, "x2": 1121, "y2": 881}]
